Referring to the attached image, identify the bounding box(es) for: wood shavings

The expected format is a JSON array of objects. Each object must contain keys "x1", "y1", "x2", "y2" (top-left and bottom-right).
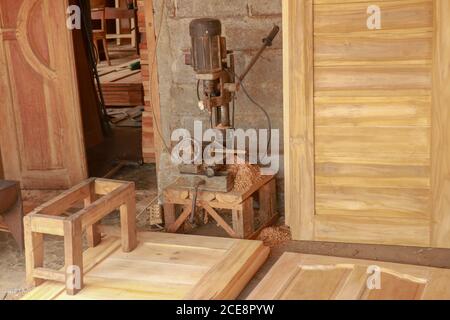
[
  {"x1": 257, "y1": 226, "x2": 292, "y2": 247},
  {"x1": 228, "y1": 158, "x2": 263, "y2": 192}
]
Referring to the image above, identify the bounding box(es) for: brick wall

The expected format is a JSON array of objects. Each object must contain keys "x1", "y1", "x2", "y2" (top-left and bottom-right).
[{"x1": 153, "y1": 0, "x2": 284, "y2": 206}]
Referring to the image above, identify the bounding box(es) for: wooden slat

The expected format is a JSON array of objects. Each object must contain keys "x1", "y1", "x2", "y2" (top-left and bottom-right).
[
  {"x1": 316, "y1": 186, "x2": 430, "y2": 219},
  {"x1": 315, "y1": 33, "x2": 432, "y2": 67},
  {"x1": 431, "y1": 0, "x2": 450, "y2": 248},
  {"x1": 314, "y1": 96, "x2": 431, "y2": 127},
  {"x1": 315, "y1": 66, "x2": 431, "y2": 93},
  {"x1": 283, "y1": 0, "x2": 315, "y2": 240},
  {"x1": 314, "y1": 0, "x2": 433, "y2": 34},
  {"x1": 314, "y1": 215, "x2": 430, "y2": 246}
]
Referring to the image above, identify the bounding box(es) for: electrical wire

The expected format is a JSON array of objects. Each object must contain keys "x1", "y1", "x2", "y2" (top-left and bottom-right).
[{"x1": 225, "y1": 69, "x2": 272, "y2": 155}]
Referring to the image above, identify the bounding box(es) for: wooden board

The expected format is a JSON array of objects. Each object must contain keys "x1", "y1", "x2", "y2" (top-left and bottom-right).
[
  {"x1": 99, "y1": 60, "x2": 144, "y2": 107},
  {"x1": 0, "y1": 0, "x2": 88, "y2": 189},
  {"x1": 22, "y1": 232, "x2": 269, "y2": 300},
  {"x1": 284, "y1": 0, "x2": 450, "y2": 247},
  {"x1": 248, "y1": 253, "x2": 450, "y2": 300}
]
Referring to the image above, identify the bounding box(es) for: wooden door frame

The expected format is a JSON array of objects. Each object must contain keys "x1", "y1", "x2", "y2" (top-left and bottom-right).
[
  {"x1": 284, "y1": 0, "x2": 450, "y2": 247},
  {"x1": 283, "y1": 0, "x2": 315, "y2": 241}
]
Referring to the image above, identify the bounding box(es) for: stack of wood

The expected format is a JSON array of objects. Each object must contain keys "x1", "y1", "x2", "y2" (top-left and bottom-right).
[
  {"x1": 99, "y1": 60, "x2": 144, "y2": 107},
  {"x1": 137, "y1": 0, "x2": 156, "y2": 163}
]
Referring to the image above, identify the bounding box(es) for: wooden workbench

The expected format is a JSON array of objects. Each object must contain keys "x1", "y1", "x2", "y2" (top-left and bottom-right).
[{"x1": 22, "y1": 232, "x2": 269, "y2": 300}]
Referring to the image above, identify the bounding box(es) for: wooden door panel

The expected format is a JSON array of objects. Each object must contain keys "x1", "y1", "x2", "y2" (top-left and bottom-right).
[
  {"x1": 314, "y1": 0, "x2": 433, "y2": 34},
  {"x1": 248, "y1": 253, "x2": 450, "y2": 300},
  {"x1": 284, "y1": 0, "x2": 450, "y2": 247},
  {"x1": 0, "y1": 0, "x2": 87, "y2": 189}
]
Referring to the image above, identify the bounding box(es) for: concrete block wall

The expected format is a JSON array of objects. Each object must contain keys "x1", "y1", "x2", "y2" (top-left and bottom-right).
[{"x1": 153, "y1": 0, "x2": 284, "y2": 209}]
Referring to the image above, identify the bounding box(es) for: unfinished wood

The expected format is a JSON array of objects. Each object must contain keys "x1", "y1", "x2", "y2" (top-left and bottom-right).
[
  {"x1": 248, "y1": 253, "x2": 450, "y2": 300},
  {"x1": 24, "y1": 178, "x2": 138, "y2": 294},
  {"x1": 99, "y1": 66, "x2": 144, "y2": 107},
  {"x1": 283, "y1": 0, "x2": 315, "y2": 239},
  {"x1": 164, "y1": 176, "x2": 277, "y2": 239},
  {"x1": 22, "y1": 232, "x2": 269, "y2": 300},
  {"x1": 0, "y1": 0, "x2": 87, "y2": 189},
  {"x1": 284, "y1": 0, "x2": 450, "y2": 247},
  {"x1": 431, "y1": 0, "x2": 450, "y2": 247},
  {"x1": 63, "y1": 218, "x2": 83, "y2": 295},
  {"x1": 142, "y1": 0, "x2": 161, "y2": 165},
  {"x1": 314, "y1": 0, "x2": 433, "y2": 34}
]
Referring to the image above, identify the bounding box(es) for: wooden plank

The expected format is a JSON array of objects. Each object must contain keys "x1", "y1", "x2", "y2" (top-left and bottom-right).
[
  {"x1": 314, "y1": 96, "x2": 431, "y2": 127},
  {"x1": 315, "y1": 33, "x2": 432, "y2": 67},
  {"x1": 314, "y1": 215, "x2": 430, "y2": 246},
  {"x1": 314, "y1": 0, "x2": 433, "y2": 34},
  {"x1": 316, "y1": 186, "x2": 430, "y2": 219},
  {"x1": 22, "y1": 233, "x2": 268, "y2": 300},
  {"x1": 64, "y1": 219, "x2": 83, "y2": 295},
  {"x1": 431, "y1": 0, "x2": 450, "y2": 248},
  {"x1": 315, "y1": 127, "x2": 430, "y2": 165},
  {"x1": 186, "y1": 240, "x2": 270, "y2": 300},
  {"x1": 315, "y1": 66, "x2": 431, "y2": 93},
  {"x1": 283, "y1": 0, "x2": 315, "y2": 240},
  {"x1": 142, "y1": 0, "x2": 161, "y2": 165},
  {"x1": 29, "y1": 215, "x2": 65, "y2": 236},
  {"x1": 249, "y1": 253, "x2": 450, "y2": 300}
]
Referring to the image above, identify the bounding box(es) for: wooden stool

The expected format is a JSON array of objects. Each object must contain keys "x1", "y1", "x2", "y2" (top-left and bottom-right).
[
  {"x1": 0, "y1": 180, "x2": 24, "y2": 249},
  {"x1": 24, "y1": 178, "x2": 137, "y2": 295},
  {"x1": 163, "y1": 175, "x2": 278, "y2": 239}
]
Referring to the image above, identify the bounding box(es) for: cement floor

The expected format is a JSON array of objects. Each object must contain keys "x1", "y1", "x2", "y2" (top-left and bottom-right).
[{"x1": 2, "y1": 165, "x2": 450, "y2": 300}]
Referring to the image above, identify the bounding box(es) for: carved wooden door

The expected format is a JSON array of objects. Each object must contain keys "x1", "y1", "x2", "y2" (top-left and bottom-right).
[{"x1": 0, "y1": 0, "x2": 87, "y2": 189}]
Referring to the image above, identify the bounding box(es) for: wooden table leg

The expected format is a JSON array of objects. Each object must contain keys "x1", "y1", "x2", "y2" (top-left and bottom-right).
[
  {"x1": 120, "y1": 198, "x2": 138, "y2": 252},
  {"x1": 163, "y1": 203, "x2": 176, "y2": 226},
  {"x1": 64, "y1": 219, "x2": 83, "y2": 296},
  {"x1": 232, "y1": 197, "x2": 255, "y2": 239},
  {"x1": 84, "y1": 189, "x2": 101, "y2": 248},
  {"x1": 23, "y1": 216, "x2": 44, "y2": 287}
]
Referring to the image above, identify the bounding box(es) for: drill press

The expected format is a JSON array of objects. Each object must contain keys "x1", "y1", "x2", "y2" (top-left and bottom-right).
[{"x1": 178, "y1": 18, "x2": 280, "y2": 192}]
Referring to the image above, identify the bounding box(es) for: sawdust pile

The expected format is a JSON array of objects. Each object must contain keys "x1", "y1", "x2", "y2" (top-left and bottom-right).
[
  {"x1": 258, "y1": 226, "x2": 292, "y2": 247},
  {"x1": 228, "y1": 160, "x2": 262, "y2": 192}
]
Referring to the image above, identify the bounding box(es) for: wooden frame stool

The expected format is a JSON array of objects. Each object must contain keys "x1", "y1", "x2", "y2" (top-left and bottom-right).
[
  {"x1": 24, "y1": 178, "x2": 137, "y2": 295},
  {"x1": 164, "y1": 175, "x2": 278, "y2": 239}
]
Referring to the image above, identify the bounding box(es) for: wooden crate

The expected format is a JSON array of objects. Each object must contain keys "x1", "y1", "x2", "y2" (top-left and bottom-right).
[
  {"x1": 248, "y1": 253, "x2": 450, "y2": 300},
  {"x1": 100, "y1": 67, "x2": 144, "y2": 107},
  {"x1": 22, "y1": 232, "x2": 269, "y2": 300},
  {"x1": 24, "y1": 178, "x2": 137, "y2": 295},
  {"x1": 283, "y1": 0, "x2": 450, "y2": 248},
  {"x1": 164, "y1": 175, "x2": 278, "y2": 239}
]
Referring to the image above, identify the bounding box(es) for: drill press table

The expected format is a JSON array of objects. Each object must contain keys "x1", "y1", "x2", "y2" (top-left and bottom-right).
[{"x1": 163, "y1": 175, "x2": 278, "y2": 239}]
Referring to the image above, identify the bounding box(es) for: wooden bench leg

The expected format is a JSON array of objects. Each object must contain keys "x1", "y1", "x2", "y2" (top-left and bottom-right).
[
  {"x1": 259, "y1": 179, "x2": 277, "y2": 222},
  {"x1": 24, "y1": 216, "x2": 44, "y2": 287},
  {"x1": 163, "y1": 203, "x2": 176, "y2": 226},
  {"x1": 167, "y1": 205, "x2": 192, "y2": 233},
  {"x1": 120, "y1": 198, "x2": 138, "y2": 253},
  {"x1": 64, "y1": 219, "x2": 83, "y2": 296},
  {"x1": 232, "y1": 197, "x2": 255, "y2": 239},
  {"x1": 84, "y1": 193, "x2": 101, "y2": 248}
]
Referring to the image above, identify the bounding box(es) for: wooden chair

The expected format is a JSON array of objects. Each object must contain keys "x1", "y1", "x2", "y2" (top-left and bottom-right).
[{"x1": 91, "y1": 8, "x2": 111, "y2": 66}]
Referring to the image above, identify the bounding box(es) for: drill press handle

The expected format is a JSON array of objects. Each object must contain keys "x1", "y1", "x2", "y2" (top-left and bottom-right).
[{"x1": 239, "y1": 24, "x2": 281, "y2": 83}]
